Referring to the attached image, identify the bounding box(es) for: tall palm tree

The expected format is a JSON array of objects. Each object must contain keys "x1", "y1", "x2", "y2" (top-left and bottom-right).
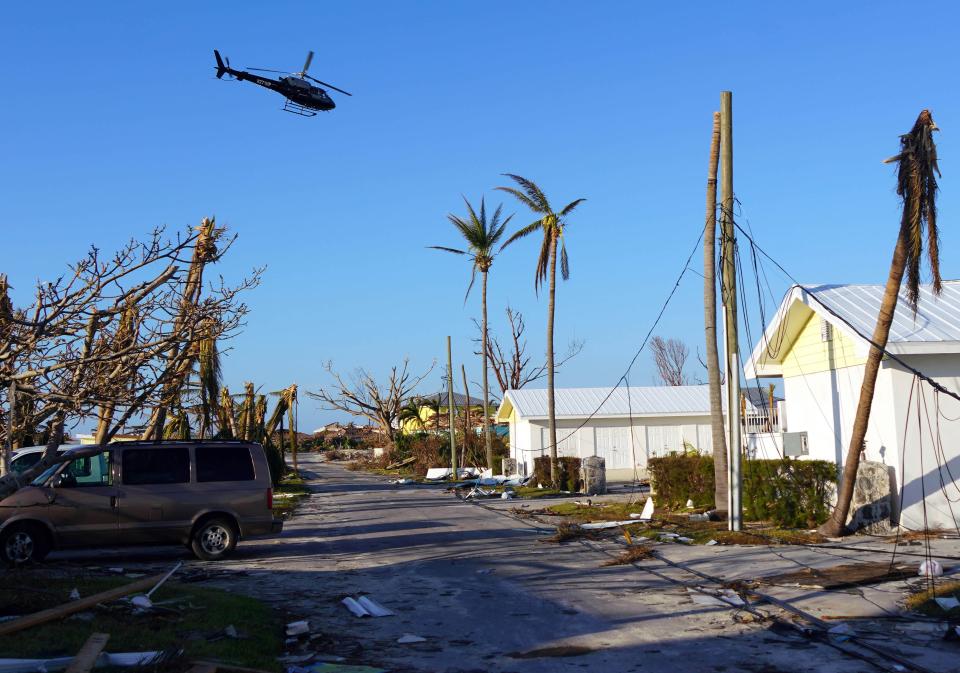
[
  {"x1": 820, "y1": 110, "x2": 942, "y2": 536},
  {"x1": 498, "y1": 175, "x2": 585, "y2": 486},
  {"x1": 429, "y1": 196, "x2": 511, "y2": 471},
  {"x1": 399, "y1": 396, "x2": 427, "y2": 433}
]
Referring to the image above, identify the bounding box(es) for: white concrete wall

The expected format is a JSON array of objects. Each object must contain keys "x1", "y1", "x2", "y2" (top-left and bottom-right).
[
  {"x1": 507, "y1": 414, "x2": 714, "y2": 482},
  {"x1": 746, "y1": 432, "x2": 784, "y2": 459},
  {"x1": 887, "y1": 354, "x2": 960, "y2": 530}
]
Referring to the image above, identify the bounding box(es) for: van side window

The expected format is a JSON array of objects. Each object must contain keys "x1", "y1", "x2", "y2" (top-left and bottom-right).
[
  {"x1": 123, "y1": 448, "x2": 190, "y2": 485},
  {"x1": 58, "y1": 453, "x2": 112, "y2": 487},
  {"x1": 196, "y1": 445, "x2": 255, "y2": 482}
]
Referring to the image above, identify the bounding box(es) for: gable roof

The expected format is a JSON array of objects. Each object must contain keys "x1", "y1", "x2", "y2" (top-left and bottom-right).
[
  {"x1": 497, "y1": 385, "x2": 715, "y2": 422},
  {"x1": 746, "y1": 281, "x2": 960, "y2": 378}
]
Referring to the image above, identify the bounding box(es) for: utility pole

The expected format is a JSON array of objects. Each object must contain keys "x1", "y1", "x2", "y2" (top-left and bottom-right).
[
  {"x1": 720, "y1": 90, "x2": 742, "y2": 531},
  {"x1": 447, "y1": 336, "x2": 457, "y2": 480}
]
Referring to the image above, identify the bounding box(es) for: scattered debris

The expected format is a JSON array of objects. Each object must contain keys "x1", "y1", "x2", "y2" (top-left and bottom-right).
[
  {"x1": 637, "y1": 497, "x2": 654, "y2": 521},
  {"x1": 389, "y1": 478, "x2": 415, "y2": 485},
  {"x1": 828, "y1": 623, "x2": 856, "y2": 641},
  {"x1": 65, "y1": 633, "x2": 110, "y2": 673},
  {"x1": 706, "y1": 539, "x2": 718, "y2": 546},
  {"x1": 757, "y1": 562, "x2": 918, "y2": 591},
  {"x1": 68, "y1": 589, "x2": 81, "y2": 601},
  {"x1": 396, "y1": 634, "x2": 427, "y2": 644},
  {"x1": 542, "y1": 523, "x2": 602, "y2": 544},
  {"x1": 687, "y1": 587, "x2": 745, "y2": 608},
  {"x1": 128, "y1": 561, "x2": 182, "y2": 610},
  {"x1": 0, "y1": 571, "x2": 177, "y2": 637},
  {"x1": 340, "y1": 596, "x2": 394, "y2": 618},
  {"x1": 685, "y1": 499, "x2": 694, "y2": 509},
  {"x1": 688, "y1": 513, "x2": 710, "y2": 522},
  {"x1": 580, "y1": 520, "x2": 638, "y2": 530},
  {"x1": 935, "y1": 596, "x2": 960, "y2": 611},
  {"x1": 385, "y1": 456, "x2": 416, "y2": 470},
  {"x1": 108, "y1": 568, "x2": 125, "y2": 574},
  {"x1": 286, "y1": 620, "x2": 311, "y2": 636},
  {"x1": 600, "y1": 546, "x2": 654, "y2": 567},
  {"x1": 0, "y1": 652, "x2": 159, "y2": 673},
  {"x1": 920, "y1": 560, "x2": 944, "y2": 577}
]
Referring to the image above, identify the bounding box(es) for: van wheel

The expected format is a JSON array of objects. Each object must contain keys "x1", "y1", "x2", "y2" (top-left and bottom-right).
[
  {"x1": 191, "y1": 517, "x2": 237, "y2": 561},
  {"x1": 1, "y1": 523, "x2": 51, "y2": 564}
]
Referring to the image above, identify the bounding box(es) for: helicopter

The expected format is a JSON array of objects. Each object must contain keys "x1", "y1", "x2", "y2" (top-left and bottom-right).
[{"x1": 213, "y1": 49, "x2": 351, "y2": 116}]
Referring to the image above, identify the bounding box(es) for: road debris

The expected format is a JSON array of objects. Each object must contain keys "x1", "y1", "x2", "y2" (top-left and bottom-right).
[
  {"x1": 286, "y1": 620, "x2": 311, "y2": 636},
  {"x1": 934, "y1": 596, "x2": 960, "y2": 611},
  {"x1": 600, "y1": 545, "x2": 654, "y2": 566},
  {"x1": 396, "y1": 634, "x2": 427, "y2": 644},
  {"x1": 580, "y1": 520, "x2": 638, "y2": 530},
  {"x1": 65, "y1": 633, "x2": 110, "y2": 673},
  {"x1": 0, "y1": 652, "x2": 159, "y2": 673},
  {"x1": 129, "y1": 561, "x2": 182, "y2": 610},
  {"x1": 340, "y1": 596, "x2": 394, "y2": 618},
  {"x1": 920, "y1": 560, "x2": 944, "y2": 577}
]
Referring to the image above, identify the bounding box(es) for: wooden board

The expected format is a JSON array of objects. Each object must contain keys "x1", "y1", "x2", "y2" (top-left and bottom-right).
[{"x1": 65, "y1": 632, "x2": 110, "y2": 673}]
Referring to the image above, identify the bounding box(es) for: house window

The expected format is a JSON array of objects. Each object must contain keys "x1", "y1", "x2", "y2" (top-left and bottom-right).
[{"x1": 820, "y1": 318, "x2": 833, "y2": 342}]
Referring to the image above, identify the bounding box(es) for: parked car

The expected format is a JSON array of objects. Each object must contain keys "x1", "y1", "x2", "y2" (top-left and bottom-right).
[
  {"x1": 10, "y1": 444, "x2": 84, "y2": 475},
  {"x1": 0, "y1": 441, "x2": 282, "y2": 564}
]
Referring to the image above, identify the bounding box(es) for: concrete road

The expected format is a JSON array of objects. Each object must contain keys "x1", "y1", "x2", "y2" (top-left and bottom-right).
[{"x1": 52, "y1": 453, "x2": 959, "y2": 672}]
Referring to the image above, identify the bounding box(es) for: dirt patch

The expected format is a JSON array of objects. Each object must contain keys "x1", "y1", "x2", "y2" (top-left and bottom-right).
[
  {"x1": 758, "y1": 562, "x2": 917, "y2": 590},
  {"x1": 509, "y1": 645, "x2": 595, "y2": 658}
]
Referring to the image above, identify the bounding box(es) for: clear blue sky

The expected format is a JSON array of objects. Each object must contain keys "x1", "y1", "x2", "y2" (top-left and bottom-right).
[{"x1": 3, "y1": 1, "x2": 958, "y2": 431}]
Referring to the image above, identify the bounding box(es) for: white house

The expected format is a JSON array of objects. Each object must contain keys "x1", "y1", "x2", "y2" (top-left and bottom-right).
[
  {"x1": 496, "y1": 385, "x2": 718, "y2": 481},
  {"x1": 745, "y1": 281, "x2": 960, "y2": 530}
]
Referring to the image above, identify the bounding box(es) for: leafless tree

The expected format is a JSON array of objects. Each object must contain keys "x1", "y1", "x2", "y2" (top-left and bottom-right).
[
  {"x1": 475, "y1": 306, "x2": 583, "y2": 394},
  {"x1": 0, "y1": 221, "x2": 259, "y2": 498},
  {"x1": 651, "y1": 336, "x2": 693, "y2": 386},
  {"x1": 308, "y1": 359, "x2": 435, "y2": 442}
]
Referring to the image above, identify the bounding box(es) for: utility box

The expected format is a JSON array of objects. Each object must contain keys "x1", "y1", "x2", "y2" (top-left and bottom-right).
[{"x1": 782, "y1": 431, "x2": 808, "y2": 457}]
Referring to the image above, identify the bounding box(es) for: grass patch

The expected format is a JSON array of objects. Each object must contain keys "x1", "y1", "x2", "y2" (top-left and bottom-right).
[
  {"x1": 905, "y1": 580, "x2": 960, "y2": 615},
  {"x1": 600, "y1": 545, "x2": 655, "y2": 567},
  {"x1": 274, "y1": 472, "x2": 310, "y2": 519},
  {"x1": 0, "y1": 569, "x2": 284, "y2": 670},
  {"x1": 541, "y1": 504, "x2": 827, "y2": 546}
]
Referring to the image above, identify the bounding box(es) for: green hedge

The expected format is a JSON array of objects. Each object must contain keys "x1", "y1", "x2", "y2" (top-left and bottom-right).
[
  {"x1": 648, "y1": 455, "x2": 836, "y2": 528},
  {"x1": 533, "y1": 456, "x2": 582, "y2": 492}
]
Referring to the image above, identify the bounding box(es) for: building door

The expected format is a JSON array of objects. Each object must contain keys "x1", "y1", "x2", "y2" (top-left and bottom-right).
[{"x1": 594, "y1": 427, "x2": 634, "y2": 469}]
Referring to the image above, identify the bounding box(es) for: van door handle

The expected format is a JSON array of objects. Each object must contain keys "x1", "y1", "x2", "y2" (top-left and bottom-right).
[{"x1": 110, "y1": 496, "x2": 118, "y2": 509}]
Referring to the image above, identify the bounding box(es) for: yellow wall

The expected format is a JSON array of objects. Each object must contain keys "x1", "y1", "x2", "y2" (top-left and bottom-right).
[{"x1": 781, "y1": 312, "x2": 866, "y2": 377}]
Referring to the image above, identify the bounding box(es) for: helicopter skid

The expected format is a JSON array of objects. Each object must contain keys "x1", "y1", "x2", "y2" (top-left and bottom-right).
[{"x1": 283, "y1": 99, "x2": 319, "y2": 117}]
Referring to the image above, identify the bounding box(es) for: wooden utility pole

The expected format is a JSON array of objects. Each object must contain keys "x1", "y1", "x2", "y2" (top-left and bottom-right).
[
  {"x1": 447, "y1": 336, "x2": 457, "y2": 480},
  {"x1": 720, "y1": 90, "x2": 742, "y2": 531},
  {"x1": 461, "y1": 364, "x2": 471, "y2": 469},
  {"x1": 702, "y1": 110, "x2": 728, "y2": 514},
  {"x1": 2, "y1": 381, "x2": 14, "y2": 476}
]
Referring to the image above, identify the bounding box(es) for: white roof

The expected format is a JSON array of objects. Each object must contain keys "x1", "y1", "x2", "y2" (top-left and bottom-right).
[
  {"x1": 498, "y1": 385, "x2": 714, "y2": 421},
  {"x1": 746, "y1": 281, "x2": 960, "y2": 378}
]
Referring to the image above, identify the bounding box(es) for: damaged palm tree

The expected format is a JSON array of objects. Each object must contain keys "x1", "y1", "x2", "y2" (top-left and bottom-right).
[
  {"x1": 819, "y1": 110, "x2": 942, "y2": 537},
  {"x1": 141, "y1": 218, "x2": 225, "y2": 440}
]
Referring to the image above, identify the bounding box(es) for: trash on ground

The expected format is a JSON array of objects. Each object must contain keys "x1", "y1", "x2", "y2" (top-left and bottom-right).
[
  {"x1": 385, "y1": 456, "x2": 416, "y2": 470},
  {"x1": 935, "y1": 596, "x2": 960, "y2": 611},
  {"x1": 676, "y1": 536, "x2": 694, "y2": 544},
  {"x1": 688, "y1": 513, "x2": 709, "y2": 522},
  {"x1": 425, "y1": 468, "x2": 451, "y2": 480},
  {"x1": 286, "y1": 620, "x2": 311, "y2": 636},
  {"x1": 128, "y1": 561, "x2": 182, "y2": 611},
  {"x1": 757, "y1": 562, "x2": 917, "y2": 590},
  {"x1": 396, "y1": 634, "x2": 427, "y2": 644},
  {"x1": 341, "y1": 596, "x2": 394, "y2": 618},
  {"x1": 581, "y1": 520, "x2": 638, "y2": 530},
  {"x1": 706, "y1": 539, "x2": 718, "y2": 546},
  {"x1": 68, "y1": 589, "x2": 81, "y2": 601},
  {"x1": 685, "y1": 499, "x2": 694, "y2": 509},
  {"x1": 920, "y1": 560, "x2": 944, "y2": 577},
  {"x1": 108, "y1": 568, "x2": 125, "y2": 574},
  {"x1": 543, "y1": 523, "x2": 603, "y2": 544},
  {"x1": 687, "y1": 587, "x2": 744, "y2": 608},
  {"x1": 601, "y1": 546, "x2": 654, "y2": 566},
  {"x1": 501, "y1": 490, "x2": 515, "y2": 500},
  {"x1": 634, "y1": 497, "x2": 654, "y2": 521},
  {"x1": 65, "y1": 632, "x2": 110, "y2": 673},
  {"x1": 0, "y1": 652, "x2": 159, "y2": 673},
  {"x1": 0, "y1": 571, "x2": 179, "y2": 637},
  {"x1": 828, "y1": 623, "x2": 856, "y2": 641},
  {"x1": 389, "y1": 478, "x2": 415, "y2": 485}
]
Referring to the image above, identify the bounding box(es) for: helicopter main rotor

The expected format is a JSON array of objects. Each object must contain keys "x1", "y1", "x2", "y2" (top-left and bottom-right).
[{"x1": 247, "y1": 50, "x2": 352, "y2": 96}]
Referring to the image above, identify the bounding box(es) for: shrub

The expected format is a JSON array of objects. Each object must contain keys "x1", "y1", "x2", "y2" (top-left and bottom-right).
[
  {"x1": 743, "y1": 459, "x2": 837, "y2": 528},
  {"x1": 532, "y1": 456, "x2": 582, "y2": 492},
  {"x1": 648, "y1": 454, "x2": 715, "y2": 509},
  {"x1": 648, "y1": 454, "x2": 837, "y2": 528}
]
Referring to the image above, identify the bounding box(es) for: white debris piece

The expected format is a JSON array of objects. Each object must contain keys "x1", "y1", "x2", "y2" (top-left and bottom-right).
[
  {"x1": 131, "y1": 595, "x2": 153, "y2": 610},
  {"x1": 425, "y1": 468, "x2": 451, "y2": 480},
  {"x1": 676, "y1": 536, "x2": 693, "y2": 544},
  {"x1": 0, "y1": 652, "x2": 160, "y2": 673},
  {"x1": 935, "y1": 596, "x2": 960, "y2": 611},
  {"x1": 356, "y1": 595, "x2": 395, "y2": 617},
  {"x1": 706, "y1": 539, "x2": 718, "y2": 546},
  {"x1": 341, "y1": 597, "x2": 367, "y2": 617},
  {"x1": 828, "y1": 623, "x2": 855, "y2": 639},
  {"x1": 580, "y1": 520, "x2": 638, "y2": 530},
  {"x1": 685, "y1": 499, "x2": 694, "y2": 509},
  {"x1": 68, "y1": 588, "x2": 80, "y2": 601},
  {"x1": 397, "y1": 634, "x2": 427, "y2": 644},
  {"x1": 659, "y1": 532, "x2": 679, "y2": 539},
  {"x1": 501, "y1": 491, "x2": 515, "y2": 499},
  {"x1": 636, "y1": 497, "x2": 654, "y2": 521},
  {"x1": 286, "y1": 620, "x2": 311, "y2": 635},
  {"x1": 920, "y1": 560, "x2": 944, "y2": 577}
]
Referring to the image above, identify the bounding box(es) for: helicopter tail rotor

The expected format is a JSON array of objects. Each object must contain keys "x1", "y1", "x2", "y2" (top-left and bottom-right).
[{"x1": 214, "y1": 49, "x2": 228, "y2": 79}]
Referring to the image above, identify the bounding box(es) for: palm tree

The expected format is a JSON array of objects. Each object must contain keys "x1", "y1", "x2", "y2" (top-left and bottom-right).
[
  {"x1": 429, "y1": 196, "x2": 511, "y2": 471},
  {"x1": 498, "y1": 175, "x2": 585, "y2": 486},
  {"x1": 820, "y1": 110, "x2": 941, "y2": 536},
  {"x1": 399, "y1": 396, "x2": 427, "y2": 433}
]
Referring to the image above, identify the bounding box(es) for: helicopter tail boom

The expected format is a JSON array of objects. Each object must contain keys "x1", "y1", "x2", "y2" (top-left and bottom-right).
[{"x1": 214, "y1": 50, "x2": 228, "y2": 79}]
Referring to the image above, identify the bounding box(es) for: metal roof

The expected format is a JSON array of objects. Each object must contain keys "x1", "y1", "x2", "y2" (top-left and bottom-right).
[
  {"x1": 500, "y1": 385, "x2": 715, "y2": 420},
  {"x1": 804, "y1": 282, "x2": 960, "y2": 349},
  {"x1": 414, "y1": 391, "x2": 498, "y2": 407}
]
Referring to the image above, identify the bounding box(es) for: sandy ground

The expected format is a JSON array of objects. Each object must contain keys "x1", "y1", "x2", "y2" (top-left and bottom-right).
[{"x1": 50, "y1": 453, "x2": 960, "y2": 673}]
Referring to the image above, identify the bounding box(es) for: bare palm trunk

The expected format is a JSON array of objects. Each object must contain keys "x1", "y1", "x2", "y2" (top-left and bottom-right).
[
  {"x1": 481, "y1": 271, "x2": 494, "y2": 470},
  {"x1": 462, "y1": 364, "x2": 471, "y2": 468},
  {"x1": 703, "y1": 111, "x2": 728, "y2": 512},
  {"x1": 288, "y1": 401, "x2": 298, "y2": 473},
  {"x1": 820, "y1": 234, "x2": 907, "y2": 536},
  {"x1": 546, "y1": 236, "x2": 559, "y2": 487}
]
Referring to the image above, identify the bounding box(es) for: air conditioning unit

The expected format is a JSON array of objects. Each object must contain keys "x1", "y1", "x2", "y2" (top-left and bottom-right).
[{"x1": 782, "y1": 431, "x2": 808, "y2": 457}]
